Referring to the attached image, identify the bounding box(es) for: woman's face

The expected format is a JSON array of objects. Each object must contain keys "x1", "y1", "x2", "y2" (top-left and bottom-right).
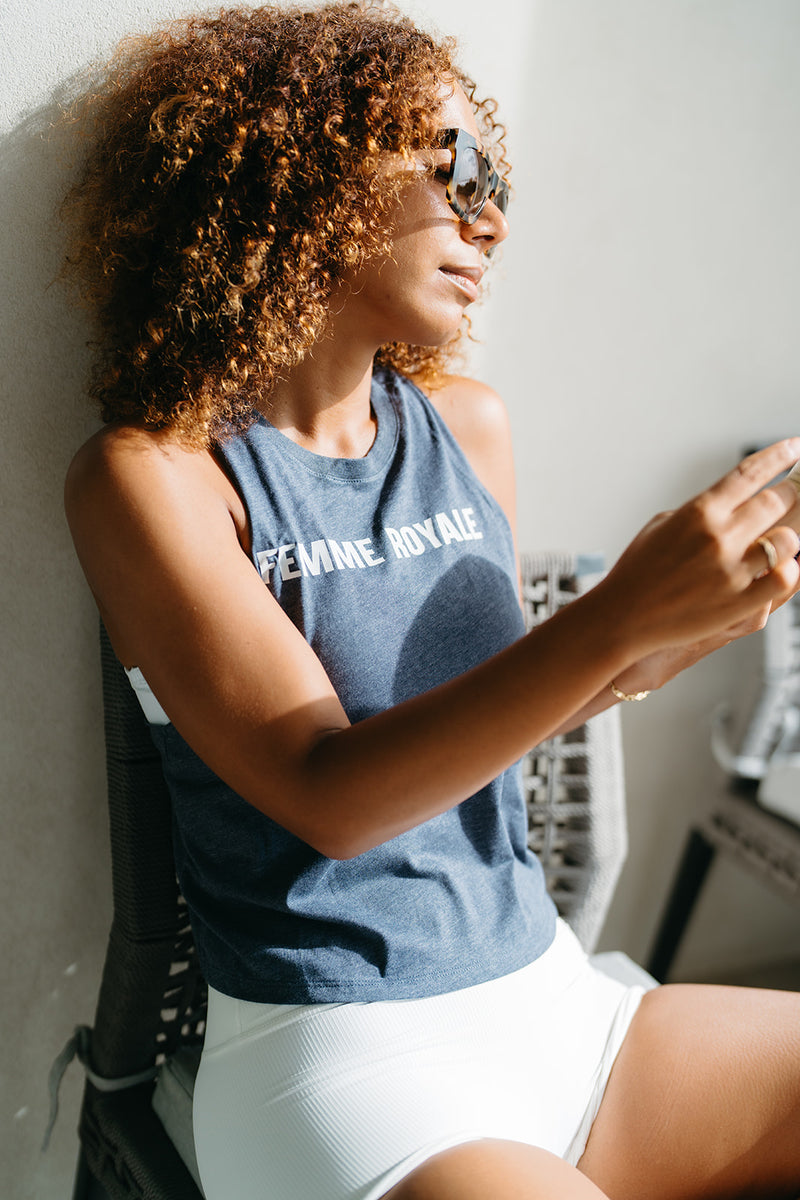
[{"x1": 334, "y1": 81, "x2": 510, "y2": 351}]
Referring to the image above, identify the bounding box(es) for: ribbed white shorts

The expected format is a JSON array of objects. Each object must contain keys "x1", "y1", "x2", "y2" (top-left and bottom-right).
[{"x1": 193, "y1": 920, "x2": 646, "y2": 1200}]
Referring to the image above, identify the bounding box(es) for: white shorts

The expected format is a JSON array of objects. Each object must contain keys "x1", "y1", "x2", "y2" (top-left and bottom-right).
[{"x1": 193, "y1": 920, "x2": 646, "y2": 1200}]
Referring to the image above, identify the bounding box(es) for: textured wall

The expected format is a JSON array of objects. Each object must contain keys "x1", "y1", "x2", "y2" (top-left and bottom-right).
[{"x1": 2, "y1": 2, "x2": 799, "y2": 1196}]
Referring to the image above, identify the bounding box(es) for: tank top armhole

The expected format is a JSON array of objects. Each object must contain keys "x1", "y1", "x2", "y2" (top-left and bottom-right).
[{"x1": 393, "y1": 371, "x2": 517, "y2": 546}]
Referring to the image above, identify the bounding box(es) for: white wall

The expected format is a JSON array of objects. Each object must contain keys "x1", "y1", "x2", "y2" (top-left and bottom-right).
[
  {"x1": 3, "y1": 2, "x2": 800, "y2": 1196},
  {"x1": 482, "y1": 0, "x2": 800, "y2": 970}
]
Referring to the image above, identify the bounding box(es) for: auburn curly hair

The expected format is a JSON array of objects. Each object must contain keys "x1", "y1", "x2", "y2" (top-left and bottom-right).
[{"x1": 61, "y1": 1, "x2": 507, "y2": 447}]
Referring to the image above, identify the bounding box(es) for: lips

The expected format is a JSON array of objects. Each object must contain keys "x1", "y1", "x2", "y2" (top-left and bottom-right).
[{"x1": 439, "y1": 264, "x2": 483, "y2": 301}]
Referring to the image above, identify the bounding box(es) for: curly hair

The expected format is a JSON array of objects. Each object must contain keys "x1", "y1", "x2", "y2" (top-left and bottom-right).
[{"x1": 61, "y1": 1, "x2": 508, "y2": 447}]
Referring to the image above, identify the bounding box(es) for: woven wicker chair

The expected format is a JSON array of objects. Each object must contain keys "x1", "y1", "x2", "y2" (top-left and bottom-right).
[
  {"x1": 63, "y1": 551, "x2": 628, "y2": 1200},
  {"x1": 519, "y1": 552, "x2": 627, "y2": 953}
]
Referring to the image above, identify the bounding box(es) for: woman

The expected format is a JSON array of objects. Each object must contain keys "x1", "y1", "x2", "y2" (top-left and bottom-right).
[{"x1": 62, "y1": 4, "x2": 800, "y2": 1198}]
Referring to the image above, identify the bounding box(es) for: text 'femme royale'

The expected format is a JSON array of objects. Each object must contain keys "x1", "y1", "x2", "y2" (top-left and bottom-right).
[{"x1": 256, "y1": 507, "x2": 484, "y2": 582}]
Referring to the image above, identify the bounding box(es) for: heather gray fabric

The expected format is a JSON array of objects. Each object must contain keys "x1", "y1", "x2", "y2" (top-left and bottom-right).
[{"x1": 148, "y1": 368, "x2": 556, "y2": 1003}]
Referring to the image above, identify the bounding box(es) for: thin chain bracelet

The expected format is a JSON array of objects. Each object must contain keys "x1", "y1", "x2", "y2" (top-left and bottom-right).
[{"x1": 610, "y1": 680, "x2": 651, "y2": 702}]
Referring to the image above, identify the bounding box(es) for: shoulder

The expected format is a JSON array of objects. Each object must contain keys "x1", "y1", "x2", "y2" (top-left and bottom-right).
[
  {"x1": 425, "y1": 374, "x2": 512, "y2": 452},
  {"x1": 65, "y1": 423, "x2": 244, "y2": 527},
  {"x1": 422, "y1": 375, "x2": 517, "y2": 535},
  {"x1": 67, "y1": 422, "x2": 201, "y2": 490},
  {"x1": 64, "y1": 423, "x2": 249, "y2": 661},
  {"x1": 66, "y1": 423, "x2": 180, "y2": 502}
]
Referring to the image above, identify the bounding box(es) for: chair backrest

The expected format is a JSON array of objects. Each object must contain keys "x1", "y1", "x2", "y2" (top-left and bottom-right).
[
  {"x1": 95, "y1": 623, "x2": 207, "y2": 1078},
  {"x1": 520, "y1": 552, "x2": 627, "y2": 951},
  {"x1": 73, "y1": 628, "x2": 207, "y2": 1200}
]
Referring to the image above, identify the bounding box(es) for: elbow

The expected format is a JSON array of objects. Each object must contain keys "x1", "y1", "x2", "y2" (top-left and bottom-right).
[
  {"x1": 250, "y1": 727, "x2": 392, "y2": 860},
  {"x1": 264, "y1": 795, "x2": 378, "y2": 862},
  {"x1": 303, "y1": 824, "x2": 379, "y2": 862},
  {"x1": 293, "y1": 729, "x2": 382, "y2": 860},
  {"x1": 316, "y1": 843, "x2": 366, "y2": 862}
]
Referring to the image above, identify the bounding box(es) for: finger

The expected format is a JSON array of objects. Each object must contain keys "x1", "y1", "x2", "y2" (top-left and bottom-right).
[
  {"x1": 730, "y1": 479, "x2": 800, "y2": 546},
  {"x1": 705, "y1": 439, "x2": 800, "y2": 509},
  {"x1": 745, "y1": 552, "x2": 800, "y2": 610},
  {"x1": 743, "y1": 525, "x2": 800, "y2": 580},
  {"x1": 767, "y1": 493, "x2": 800, "y2": 538},
  {"x1": 767, "y1": 572, "x2": 800, "y2": 613}
]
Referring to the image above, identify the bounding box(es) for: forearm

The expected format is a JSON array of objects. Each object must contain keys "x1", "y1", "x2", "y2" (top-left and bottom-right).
[
  {"x1": 296, "y1": 583, "x2": 635, "y2": 857},
  {"x1": 545, "y1": 687, "x2": 621, "y2": 738}
]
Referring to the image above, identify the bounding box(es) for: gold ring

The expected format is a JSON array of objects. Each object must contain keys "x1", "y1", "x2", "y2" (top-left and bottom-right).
[{"x1": 756, "y1": 535, "x2": 778, "y2": 572}]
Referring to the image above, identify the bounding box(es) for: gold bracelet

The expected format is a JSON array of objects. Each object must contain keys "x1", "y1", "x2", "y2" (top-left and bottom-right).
[{"x1": 610, "y1": 680, "x2": 651, "y2": 702}]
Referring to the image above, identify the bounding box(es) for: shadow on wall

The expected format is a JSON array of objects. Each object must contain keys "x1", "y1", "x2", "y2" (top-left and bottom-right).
[
  {"x1": 0, "y1": 86, "x2": 113, "y2": 1198},
  {"x1": 0, "y1": 82, "x2": 102, "y2": 624}
]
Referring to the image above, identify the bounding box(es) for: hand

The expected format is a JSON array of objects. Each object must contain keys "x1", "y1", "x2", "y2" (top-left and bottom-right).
[
  {"x1": 597, "y1": 439, "x2": 800, "y2": 660},
  {"x1": 610, "y1": 607, "x2": 770, "y2": 697}
]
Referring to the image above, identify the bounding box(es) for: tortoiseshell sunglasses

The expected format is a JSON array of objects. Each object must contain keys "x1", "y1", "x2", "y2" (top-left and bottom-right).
[{"x1": 435, "y1": 127, "x2": 510, "y2": 225}]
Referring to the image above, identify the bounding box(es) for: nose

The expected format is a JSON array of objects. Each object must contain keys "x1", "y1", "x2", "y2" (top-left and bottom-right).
[{"x1": 462, "y1": 197, "x2": 509, "y2": 256}]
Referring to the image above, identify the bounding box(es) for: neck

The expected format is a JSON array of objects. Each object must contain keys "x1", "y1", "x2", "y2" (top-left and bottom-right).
[{"x1": 264, "y1": 333, "x2": 379, "y2": 460}]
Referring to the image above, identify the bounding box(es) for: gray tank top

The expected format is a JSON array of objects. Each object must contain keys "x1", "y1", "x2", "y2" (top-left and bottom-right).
[{"x1": 148, "y1": 368, "x2": 556, "y2": 1002}]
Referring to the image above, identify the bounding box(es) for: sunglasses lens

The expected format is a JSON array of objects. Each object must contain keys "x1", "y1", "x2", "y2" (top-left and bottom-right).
[
  {"x1": 453, "y1": 146, "x2": 487, "y2": 221},
  {"x1": 492, "y1": 180, "x2": 510, "y2": 217}
]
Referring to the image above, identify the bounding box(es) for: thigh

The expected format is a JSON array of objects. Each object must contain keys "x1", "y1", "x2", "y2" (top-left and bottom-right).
[
  {"x1": 383, "y1": 1139, "x2": 611, "y2": 1200},
  {"x1": 578, "y1": 982, "x2": 800, "y2": 1200}
]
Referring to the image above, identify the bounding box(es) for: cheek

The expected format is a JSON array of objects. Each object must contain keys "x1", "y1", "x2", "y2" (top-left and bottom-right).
[
  {"x1": 370, "y1": 238, "x2": 431, "y2": 299},
  {"x1": 392, "y1": 179, "x2": 454, "y2": 255},
  {"x1": 388, "y1": 226, "x2": 447, "y2": 287}
]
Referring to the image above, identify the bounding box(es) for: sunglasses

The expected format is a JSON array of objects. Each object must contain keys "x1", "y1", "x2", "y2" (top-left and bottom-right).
[{"x1": 434, "y1": 127, "x2": 510, "y2": 225}]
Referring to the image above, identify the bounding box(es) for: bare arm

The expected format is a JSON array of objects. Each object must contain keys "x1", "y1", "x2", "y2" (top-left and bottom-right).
[{"x1": 65, "y1": 421, "x2": 800, "y2": 859}]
